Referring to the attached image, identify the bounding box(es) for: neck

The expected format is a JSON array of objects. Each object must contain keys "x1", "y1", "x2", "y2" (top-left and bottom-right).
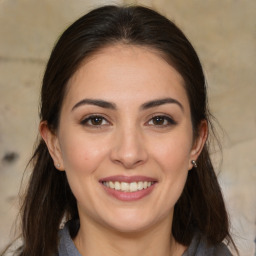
[{"x1": 73, "y1": 216, "x2": 186, "y2": 256}]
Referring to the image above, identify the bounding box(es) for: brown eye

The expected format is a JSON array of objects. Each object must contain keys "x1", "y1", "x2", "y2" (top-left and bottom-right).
[
  {"x1": 81, "y1": 115, "x2": 109, "y2": 126},
  {"x1": 152, "y1": 116, "x2": 166, "y2": 125},
  {"x1": 90, "y1": 116, "x2": 103, "y2": 125},
  {"x1": 148, "y1": 115, "x2": 176, "y2": 126}
]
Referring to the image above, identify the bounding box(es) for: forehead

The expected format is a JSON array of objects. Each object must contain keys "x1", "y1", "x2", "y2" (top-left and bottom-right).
[{"x1": 64, "y1": 44, "x2": 189, "y2": 110}]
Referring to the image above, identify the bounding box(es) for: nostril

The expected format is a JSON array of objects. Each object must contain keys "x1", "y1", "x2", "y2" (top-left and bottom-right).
[
  {"x1": 110, "y1": 131, "x2": 148, "y2": 168},
  {"x1": 112, "y1": 158, "x2": 146, "y2": 169}
]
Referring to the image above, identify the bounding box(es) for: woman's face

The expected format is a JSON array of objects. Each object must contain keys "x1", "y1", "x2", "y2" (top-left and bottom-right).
[{"x1": 42, "y1": 44, "x2": 205, "y2": 233}]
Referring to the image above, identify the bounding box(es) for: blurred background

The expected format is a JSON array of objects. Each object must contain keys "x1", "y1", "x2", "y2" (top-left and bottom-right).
[{"x1": 0, "y1": 0, "x2": 255, "y2": 255}]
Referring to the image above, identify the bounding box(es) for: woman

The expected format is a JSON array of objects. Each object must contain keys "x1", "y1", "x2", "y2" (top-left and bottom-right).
[{"x1": 2, "y1": 5, "x2": 237, "y2": 256}]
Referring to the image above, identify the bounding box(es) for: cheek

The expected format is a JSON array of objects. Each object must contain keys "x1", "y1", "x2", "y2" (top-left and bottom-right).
[
  {"x1": 58, "y1": 133, "x2": 110, "y2": 210},
  {"x1": 151, "y1": 132, "x2": 193, "y2": 173},
  {"x1": 156, "y1": 143, "x2": 190, "y2": 192},
  {"x1": 59, "y1": 132, "x2": 109, "y2": 175},
  {"x1": 149, "y1": 129, "x2": 193, "y2": 202}
]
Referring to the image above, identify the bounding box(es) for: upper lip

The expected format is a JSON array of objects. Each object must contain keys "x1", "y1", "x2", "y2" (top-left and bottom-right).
[{"x1": 99, "y1": 175, "x2": 157, "y2": 183}]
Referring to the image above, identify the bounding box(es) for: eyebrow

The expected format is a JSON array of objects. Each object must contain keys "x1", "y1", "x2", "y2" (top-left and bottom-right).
[
  {"x1": 140, "y1": 98, "x2": 184, "y2": 112},
  {"x1": 72, "y1": 99, "x2": 117, "y2": 111},
  {"x1": 71, "y1": 97, "x2": 184, "y2": 112}
]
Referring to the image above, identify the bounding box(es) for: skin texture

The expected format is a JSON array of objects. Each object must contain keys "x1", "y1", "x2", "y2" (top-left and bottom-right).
[{"x1": 40, "y1": 44, "x2": 207, "y2": 256}]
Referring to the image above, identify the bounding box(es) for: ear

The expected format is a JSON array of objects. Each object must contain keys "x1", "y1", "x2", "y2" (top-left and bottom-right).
[
  {"x1": 188, "y1": 120, "x2": 208, "y2": 170},
  {"x1": 39, "y1": 121, "x2": 65, "y2": 171}
]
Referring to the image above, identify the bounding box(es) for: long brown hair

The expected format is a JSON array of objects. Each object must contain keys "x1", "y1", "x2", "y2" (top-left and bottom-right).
[{"x1": 2, "y1": 5, "x2": 236, "y2": 255}]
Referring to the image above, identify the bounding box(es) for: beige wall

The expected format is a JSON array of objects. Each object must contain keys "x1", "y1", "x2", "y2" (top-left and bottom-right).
[{"x1": 0, "y1": 0, "x2": 255, "y2": 255}]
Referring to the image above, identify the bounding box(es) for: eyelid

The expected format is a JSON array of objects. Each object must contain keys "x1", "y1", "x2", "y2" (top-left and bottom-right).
[
  {"x1": 146, "y1": 114, "x2": 177, "y2": 126},
  {"x1": 80, "y1": 114, "x2": 111, "y2": 127},
  {"x1": 79, "y1": 113, "x2": 177, "y2": 128}
]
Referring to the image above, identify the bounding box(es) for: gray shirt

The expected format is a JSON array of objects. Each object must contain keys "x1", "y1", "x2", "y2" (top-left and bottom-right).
[{"x1": 58, "y1": 223, "x2": 232, "y2": 256}]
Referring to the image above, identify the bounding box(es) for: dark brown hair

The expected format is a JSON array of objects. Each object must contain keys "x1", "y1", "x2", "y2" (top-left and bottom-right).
[{"x1": 2, "y1": 5, "x2": 236, "y2": 256}]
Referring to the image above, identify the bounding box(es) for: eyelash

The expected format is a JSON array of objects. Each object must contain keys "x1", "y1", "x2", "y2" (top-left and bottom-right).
[
  {"x1": 147, "y1": 115, "x2": 177, "y2": 127},
  {"x1": 80, "y1": 115, "x2": 110, "y2": 127},
  {"x1": 80, "y1": 114, "x2": 177, "y2": 128}
]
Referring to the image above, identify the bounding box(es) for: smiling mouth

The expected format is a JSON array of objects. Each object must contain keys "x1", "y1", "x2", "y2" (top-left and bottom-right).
[{"x1": 101, "y1": 181, "x2": 156, "y2": 193}]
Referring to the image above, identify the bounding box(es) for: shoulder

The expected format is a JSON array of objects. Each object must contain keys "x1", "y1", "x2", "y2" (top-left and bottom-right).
[
  {"x1": 57, "y1": 221, "x2": 81, "y2": 256},
  {"x1": 214, "y1": 243, "x2": 233, "y2": 255},
  {"x1": 183, "y1": 232, "x2": 233, "y2": 256}
]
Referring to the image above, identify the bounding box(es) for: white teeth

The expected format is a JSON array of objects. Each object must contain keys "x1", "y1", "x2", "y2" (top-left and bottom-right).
[
  {"x1": 130, "y1": 182, "x2": 138, "y2": 192},
  {"x1": 114, "y1": 181, "x2": 121, "y2": 190},
  {"x1": 121, "y1": 182, "x2": 130, "y2": 192},
  {"x1": 109, "y1": 181, "x2": 115, "y2": 189},
  {"x1": 102, "y1": 181, "x2": 154, "y2": 192},
  {"x1": 138, "y1": 181, "x2": 144, "y2": 190}
]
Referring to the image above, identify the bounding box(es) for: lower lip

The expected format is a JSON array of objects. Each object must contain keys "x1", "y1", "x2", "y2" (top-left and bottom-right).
[{"x1": 101, "y1": 183, "x2": 156, "y2": 201}]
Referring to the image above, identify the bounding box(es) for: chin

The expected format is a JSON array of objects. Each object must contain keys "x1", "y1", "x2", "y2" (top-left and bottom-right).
[
  {"x1": 100, "y1": 210, "x2": 163, "y2": 234},
  {"x1": 107, "y1": 220, "x2": 153, "y2": 234}
]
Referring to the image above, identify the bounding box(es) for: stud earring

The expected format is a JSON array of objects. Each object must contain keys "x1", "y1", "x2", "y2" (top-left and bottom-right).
[
  {"x1": 191, "y1": 160, "x2": 197, "y2": 168},
  {"x1": 57, "y1": 163, "x2": 60, "y2": 168}
]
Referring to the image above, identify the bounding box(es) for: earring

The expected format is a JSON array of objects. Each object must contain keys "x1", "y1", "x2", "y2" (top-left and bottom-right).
[
  {"x1": 56, "y1": 163, "x2": 60, "y2": 168},
  {"x1": 191, "y1": 160, "x2": 197, "y2": 168}
]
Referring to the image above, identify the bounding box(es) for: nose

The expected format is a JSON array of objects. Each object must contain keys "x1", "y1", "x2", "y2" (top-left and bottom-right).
[{"x1": 110, "y1": 125, "x2": 148, "y2": 169}]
